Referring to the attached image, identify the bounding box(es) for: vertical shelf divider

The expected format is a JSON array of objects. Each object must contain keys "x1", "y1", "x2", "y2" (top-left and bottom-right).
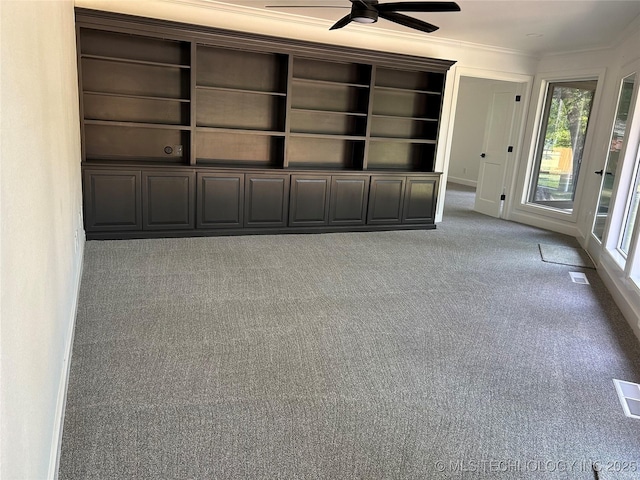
[
  {"x1": 76, "y1": 25, "x2": 87, "y2": 163},
  {"x1": 363, "y1": 65, "x2": 377, "y2": 171},
  {"x1": 190, "y1": 42, "x2": 197, "y2": 166},
  {"x1": 283, "y1": 55, "x2": 294, "y2": 169}
]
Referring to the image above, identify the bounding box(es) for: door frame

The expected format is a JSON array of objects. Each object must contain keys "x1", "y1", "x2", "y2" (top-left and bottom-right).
[
  {"x1": 439, "y1": 66, "x2": 533, "y2": 222},
  {"x1": 509, "y1": 67, "x2": 607, "y2": 232}
]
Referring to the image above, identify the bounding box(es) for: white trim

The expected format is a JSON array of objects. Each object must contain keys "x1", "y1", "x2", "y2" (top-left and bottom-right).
[
  {"x1": 447, "y1": 176, "x2": 477, "y2": 188},
  {"x1": 508, "y1": 208, "x2": 582, "y2": 238},
  {"x1": 599, "y1": 250, "x2": 640, "y2": 342},
  {"x1": 154, "y1": 0, "x2": 540, "y2": 59},
  {"x1": 47, "y1": 236, "x2": 85, "y2": 480}
]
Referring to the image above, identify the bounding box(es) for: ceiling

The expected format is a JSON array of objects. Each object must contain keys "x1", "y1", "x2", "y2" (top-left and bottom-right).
[{"x1": 207, "y1": 0, "x2": 640, "y2": 56}]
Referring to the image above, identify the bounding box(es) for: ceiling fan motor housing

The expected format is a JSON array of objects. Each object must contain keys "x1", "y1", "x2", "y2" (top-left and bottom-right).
[{"x1": 351, "y1": 1, "x2": 379, "y2": 23}]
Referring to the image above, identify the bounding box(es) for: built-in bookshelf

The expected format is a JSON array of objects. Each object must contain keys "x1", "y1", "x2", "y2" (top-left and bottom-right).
[{"x1": 76, "y1": 8, "x2": 453, "y2": 238}]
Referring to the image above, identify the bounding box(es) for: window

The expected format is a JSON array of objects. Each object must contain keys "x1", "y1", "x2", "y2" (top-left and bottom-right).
[
  {"x1": 527, "y1": 80, "x2": 597, "y2": 212},
  {"x1": 592, "y1": 74, "x2": 636, "y2": 242},
  {"x1": 620, "y1": 146, "x2": 640, "y2": 256}
]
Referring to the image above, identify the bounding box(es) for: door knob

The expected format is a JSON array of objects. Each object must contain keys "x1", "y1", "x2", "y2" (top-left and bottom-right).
[
  {"x1": 480, "y1": 153, "x2": 486, "y2": 158},
  {"x1": 595, "y1": 169, "x2": 603, "y2": 175}
]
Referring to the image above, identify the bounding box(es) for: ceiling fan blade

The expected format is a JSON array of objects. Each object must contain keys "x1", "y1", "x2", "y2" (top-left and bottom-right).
[
  {"x1": 330, "y1": 13, "x2": 353, "y2": 30},
  {"x1": 378, "y1": 11, "x2": 439, "y2": 33},
  {"x1": 265, "y1": 5, "x2": 349, "y2": 8},
  {"x1": 353, "y1": 0, "x2": 374, "y2": 7},
  {"x1": 377, "y1": 2, "x2": 460, "y2": 13}
]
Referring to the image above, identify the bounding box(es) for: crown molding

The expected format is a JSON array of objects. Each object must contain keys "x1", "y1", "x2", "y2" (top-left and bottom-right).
[{"x1": 149, "y1": 0, "x2": 539, "y2": 60}]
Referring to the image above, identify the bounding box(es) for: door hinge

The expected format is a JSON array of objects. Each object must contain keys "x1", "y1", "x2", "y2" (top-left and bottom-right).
[
  {"x1": 515, "y1": 95, "x2": 521, "y2": 102},
  {"x1": 507, "y1": 146, "x2": 514, "y2": 152}
]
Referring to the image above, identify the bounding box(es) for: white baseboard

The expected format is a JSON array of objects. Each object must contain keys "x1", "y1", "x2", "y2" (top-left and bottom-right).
[
  {"x1": 507, "y1": 209, "x2": 580, "y2": 238},
  {"x1": 48, "y1": 235, "x2": 85, "y2": 479},
  {"x1": 598, "y1": 252, "x2": 640, "y2": 343},
  {"x1": 446, "y1": 176, "x2": 477, "y2": 188}
]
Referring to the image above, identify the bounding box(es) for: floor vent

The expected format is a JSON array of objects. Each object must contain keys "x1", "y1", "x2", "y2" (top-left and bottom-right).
[
  {"x1": 569, "y1": 272, "x2": 590, "y2": 284},
  {"x1": 613, "y1": 379, "x2": 640, "y2": 419}
]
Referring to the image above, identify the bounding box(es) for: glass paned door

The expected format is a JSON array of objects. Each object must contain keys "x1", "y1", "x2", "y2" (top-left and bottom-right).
[
  {"x1": 593, "y1": 74, "x2": 636, "y2": 241},
  {"x1": 528, "y1": 80, "x2": 597, "y2": 212}
]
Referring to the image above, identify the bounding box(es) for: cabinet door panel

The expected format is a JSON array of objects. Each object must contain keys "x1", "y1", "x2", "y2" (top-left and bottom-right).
[
  {"x1": 289, "y1": 175, "x2": 331, "y2": 226},
  {"x1": 245, "y1": 174, "x2": 290, "y2": 227},
  {"x1": 83, "y1": 169, "x2": 141, "y2": 231},
  {"x1": 142, "y1": 171, "x2": 195, "y2": 230},
  {"x1": 367, "y1": 176, "x2": 405, "y2": 224},
  {"x1": 197, "y1": 173, "x2": 244, "y2": 228},
  {"x1": 329, "y1": 176, "x2": 369, "y2": 225},
  {"x1": 402, "y1": 177, "x2": 438, "y2": 224}
]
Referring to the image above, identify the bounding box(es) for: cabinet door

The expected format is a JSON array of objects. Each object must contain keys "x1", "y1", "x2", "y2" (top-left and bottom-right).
[
  {"x1": 142, "y1": 171, "x2": 195, "y2": 230},
  {"x1": 289, "y1": 175, "x2": 331, "y2": 226},
  {"x1": 402, "y1": 176, "x2": 438, "y2": 224},
  {"x1": 197, "y1": 173, "x2": 244, "y2": 228},
  {"x1": 329, "y1": 176, "x2": 369, "y2": 226},
  {"x1": 83, "y1": 169, "x2": 141, "y2": 231},
  {"x1": 367, "y1": 176, "x2": 405, "y2": 225},
  {"x1": 245, "y1": 174, "x2": 290, "y2": 227}
]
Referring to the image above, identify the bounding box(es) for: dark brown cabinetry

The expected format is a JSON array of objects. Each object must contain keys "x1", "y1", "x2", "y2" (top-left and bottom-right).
[
  {"x1": 197, "y1": 173, "x2": 244, "y2": 228},
  {"x1": 142, "y1": 171, "x2": 195, "y2": 230},
  {"x1": 289, "y1": 175, "x2": 331, "y2": 226},
  {"x1": 367, "y1": 176, "x2": 406, "y2": 225},
  {"x1": 244, "y1": 174, "x2": 290, "y2": 227},
  {"x1": 76, "y1": 9, "x2": 451, "y2": 239},
  {"x1": 83, "y1": 168, "x2": 439, "y2": 237},
  {"x1": 83, "y1": 170, "x2": 141, "y2": 231},
  {"x1": 402, "y1": 176, "x2": 438, "y2": 224},
  {"x1": 329, "y1": 176, "x2": 369, "y2": 226}
]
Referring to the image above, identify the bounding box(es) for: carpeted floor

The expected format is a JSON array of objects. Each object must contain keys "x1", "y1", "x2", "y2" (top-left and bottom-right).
[{"x1": 59, "y1": 183, "x2": 640, "y2": 479}]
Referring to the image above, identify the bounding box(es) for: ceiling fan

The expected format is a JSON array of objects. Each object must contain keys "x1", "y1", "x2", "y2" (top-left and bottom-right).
[{"x1": 265, "y1": 1, "x2": 461, "y2": 34}]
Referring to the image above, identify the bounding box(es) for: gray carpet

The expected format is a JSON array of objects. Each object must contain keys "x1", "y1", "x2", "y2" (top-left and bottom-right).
[{"x1": 59, "y1": 182, "x2": 640, "y2": 479}]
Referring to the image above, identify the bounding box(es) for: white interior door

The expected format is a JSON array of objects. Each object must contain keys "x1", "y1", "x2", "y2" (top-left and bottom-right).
[{"x1": 474, "y1": 84, "x2": 519, "y2": 217}]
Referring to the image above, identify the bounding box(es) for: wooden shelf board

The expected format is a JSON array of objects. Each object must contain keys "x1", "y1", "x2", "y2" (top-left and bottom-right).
[
  {"x1": 85, "y1": 155, "x2": 186, "y2": 163},
  {"x1": 292, "y1": 77, "x2": 369, "y2": 89},
  {"x1": 81, "y1": 54, "x2": 190, "y2": 69},
  {"x1": 286, "y1": 163, "x2": 355, "y2": 170},
  {"x1": 366, "y1": 166, "x2": 432, "y2": 172},
  {"x1": 371, "y1": 114, "x2": 438, "y2": 122},
  {"x1": 84, "y1": 91, "x2": 190, "y2": 103},
  {"x1": 370, "y1": 137, "x2": 436, "y2": 144},
  {"x1": 196, "y1": 127, "x2": 286, "y2": 136},
  {"x1": 196, "y1": 85, "x2": 287, "y2": 97},
  {"x1": 84, "y1": 119, "x2": 191, "y2": 131},
  {"x1": 84, "y1": 119, "x2": 190, "y2": 130},
  {"x1": 291, "y1": 108, "x2": 367, "y2": 117},
  {"x1": 196, "y1": 159, "x2": 281, "y2": 168},
  {"x1": 374, "y1": 85, "x2": 441, "y2": 95},
  {"x1": 290, "y1": 133, "x2": 366, "y2": 141}
]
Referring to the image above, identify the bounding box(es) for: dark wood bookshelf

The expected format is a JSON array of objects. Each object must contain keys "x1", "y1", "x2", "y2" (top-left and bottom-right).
[{"x1": 76, "y1": 8, "x2": 453, "y2": 238}]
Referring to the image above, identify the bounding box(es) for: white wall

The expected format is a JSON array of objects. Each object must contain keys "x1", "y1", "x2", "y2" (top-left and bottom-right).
[{"x1": 0, "y1": 1, "x2": 84, "y2": 479}]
